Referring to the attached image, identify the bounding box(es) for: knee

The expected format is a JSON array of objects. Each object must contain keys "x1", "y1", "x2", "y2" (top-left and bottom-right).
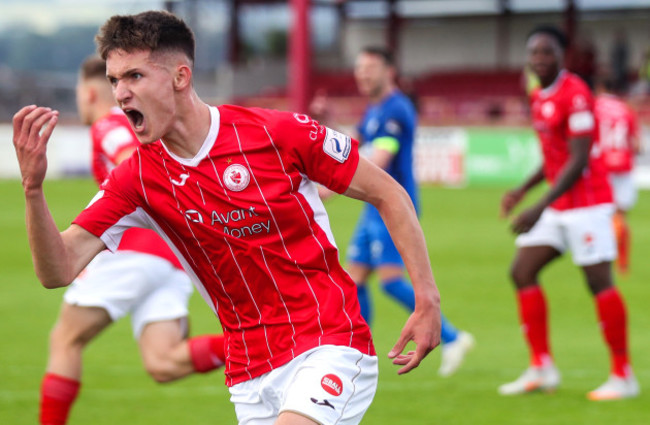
[
  {"x1": 144, "y1": 359, "x2": 176, "y2": 384},
  {"x1": 48, "y1": 324, "x2": 88, "y2": 354},
  {"x1": 509, "y1": 263, "x2": 535, "y2": 290}
]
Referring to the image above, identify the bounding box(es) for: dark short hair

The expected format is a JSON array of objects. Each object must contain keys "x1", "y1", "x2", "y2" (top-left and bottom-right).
[
  {"x1": 527, "y1": 25, "x2": 568, "y2": 50},
  {"x1": 95, "y1": 10, "x2": 195, "y2": 65},
  {"x1": 360, "y1": 46, "x2": 395, "y2": 66},
  {"x1": 80, "y1": 55, "x2": 106, "y2": 80}
]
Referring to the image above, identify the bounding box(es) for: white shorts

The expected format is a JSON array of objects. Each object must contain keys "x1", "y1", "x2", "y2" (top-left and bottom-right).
[
  {"x1": 609, "y1": 172, "x2": 638, "y2": 211},
  {"x1": 515, "y1": 204, "x2": 617, "y2": 266},
  {"x1": 229, "y1": 345, "x2": 378, "y2": 425},
  {"x1": 64, "y1": 250, "x2": 193, "y2": 338}
]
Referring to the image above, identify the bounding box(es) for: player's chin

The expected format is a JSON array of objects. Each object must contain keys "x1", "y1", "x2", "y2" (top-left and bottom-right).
[{"x1": 133, "y1": 131, "x2": 157, "y2": 145}]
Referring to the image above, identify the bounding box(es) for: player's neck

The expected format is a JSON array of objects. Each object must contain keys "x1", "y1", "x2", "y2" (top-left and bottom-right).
[
  {"x1": 539, "y1": 70, "x2": 561, "y2": 89},
  {"x1": 160, "y1": 93, "x2": 211, "y2": 159},
  {"x1": 369, "y1": 83, "x2": 396, "y2": 104}
]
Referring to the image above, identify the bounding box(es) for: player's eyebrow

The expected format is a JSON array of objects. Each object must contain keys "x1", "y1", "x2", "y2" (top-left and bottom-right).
[{"x1": 106, "y1": 67, "x2": 141, "y2": 81}]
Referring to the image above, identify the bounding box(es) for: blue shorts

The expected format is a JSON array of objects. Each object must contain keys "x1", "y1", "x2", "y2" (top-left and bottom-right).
[{"x1": 346, "y1": 218, "x2": 404, "y2": 268}]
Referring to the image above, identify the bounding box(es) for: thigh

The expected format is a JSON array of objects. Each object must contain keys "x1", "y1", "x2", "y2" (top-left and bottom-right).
[
  {"x1": 346, "y1": 262, "x2": 372, "y2": 285},
  {"x1": 275, "y1": 412, "x2": 320, "y2": 425},
  {"x1": 52, "y1": 302, "x2": 112, "y2": 345},
  {"x1": 510, "y1": 245, "x2": 561, "y2": 288},
  {"x1": 138, "y1": 318, "x2": 187, "y2": 362}
]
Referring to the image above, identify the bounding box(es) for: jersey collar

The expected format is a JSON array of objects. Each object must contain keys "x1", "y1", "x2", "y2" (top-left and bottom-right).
[
  {"x1": 162, "y1": 105, "x2": 221, "y2": 167},
  {"x1": 538, "y1": 70, "x2": 567, "y2": 99}
]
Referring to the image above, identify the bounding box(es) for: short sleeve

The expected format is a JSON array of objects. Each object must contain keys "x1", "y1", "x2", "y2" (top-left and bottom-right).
[
  {"x1": 73, "y1": 159, "x2": 146, "y2": 251},
  {"x1": 566, "y1": 83, "x2": 595, "y2": 138},
  {"x1": 271, "y1": 112, "x2": 360, "y2": 194}
]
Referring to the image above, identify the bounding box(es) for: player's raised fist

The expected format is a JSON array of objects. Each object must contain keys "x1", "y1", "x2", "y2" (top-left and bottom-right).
[{"x1": 12, "y1": 105, "x2": 59, "y2": 192}]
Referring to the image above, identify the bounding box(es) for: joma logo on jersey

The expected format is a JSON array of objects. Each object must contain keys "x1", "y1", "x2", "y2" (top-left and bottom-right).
[{"x1": 171, "y1": 173, "x2": 190, "y2": 186}]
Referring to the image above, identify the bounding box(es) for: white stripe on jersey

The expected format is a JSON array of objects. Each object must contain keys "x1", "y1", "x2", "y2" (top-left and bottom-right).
[
  {"x1": 136, "y1": 151, "x2": 150, "y2": 206},
  {"x1": 259, "y1": 245, "x2": 297, "y2": 358},
  {"x1": 196, "y1": 181, "x2": 206, "y2": 205},
  {"x1": 208, "y1": 156, "x2": 231, "y2": 201},
  {"x1": 264, "y1": 126, "x2": 295, "y2": 192}
]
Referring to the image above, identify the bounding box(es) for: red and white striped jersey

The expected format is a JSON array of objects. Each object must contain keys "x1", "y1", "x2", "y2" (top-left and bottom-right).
[
  {"x1": 90, "y1": 108, "x2": 182, "y2": 267},
  {"x1": 74, "y1": 105, "x2": 375, "y2": 386},
  {"x1": 530, "y1": 71, "x2": 612, "y2": 210},
  {"x1": 595, "y1": 94, "x2": 639, "y2": 173}
]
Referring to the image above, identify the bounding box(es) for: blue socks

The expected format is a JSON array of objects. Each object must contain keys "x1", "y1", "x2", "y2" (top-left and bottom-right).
[
  {"x1": 382, "y1": 277, "x2": 459, "y2": 344},
  {"x1": 439, "y1": 313, "x2": 459, "y2": 344},
  {"x1": 357, "y1": 284, "x2": 372, "y2": 325},
  {"x1": 382, "y1": 277, "x2": 415, "y2": 311}
]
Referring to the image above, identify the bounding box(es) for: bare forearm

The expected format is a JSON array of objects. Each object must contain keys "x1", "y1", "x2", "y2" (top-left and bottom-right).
[
  {"x1": 25, "y1": 189, "x2": 75, "y2": 287},
  {"x1": 519, "y1": 166, "x2": 545, "y2": 193},
  {"x1": 538, "y1": 158, "x2": 585, "y2": 208},
  {"x1": 24, "y1": 190, "x2": 103, "y2": 288},
  {"x1": 376, "y1": 186, "x2": 439, "y2": 307}
]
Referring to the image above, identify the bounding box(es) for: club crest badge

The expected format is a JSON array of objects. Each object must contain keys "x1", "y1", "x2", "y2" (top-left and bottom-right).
[{"x1": 223, "y1": 164, "x2": 250, "y2": 192}]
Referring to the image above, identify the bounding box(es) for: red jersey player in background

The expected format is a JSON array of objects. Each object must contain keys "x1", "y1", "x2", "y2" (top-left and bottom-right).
[
  {"x1": 13, "y1": 11, "x2": 440, "y2": 425},
  {"x1": 38, "y1": 55, "x2": 225, "y2": 425},
  {"x1": 499, "y1": 26, "x2": 638, "y2": 400},
  {"x1": 594, "y1": 79, "x2": 641, "y2": 275}
]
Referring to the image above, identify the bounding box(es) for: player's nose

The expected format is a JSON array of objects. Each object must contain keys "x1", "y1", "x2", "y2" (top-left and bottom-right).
[{"x1": 113, "y1": 81, "x2": 132, "y2": 106}]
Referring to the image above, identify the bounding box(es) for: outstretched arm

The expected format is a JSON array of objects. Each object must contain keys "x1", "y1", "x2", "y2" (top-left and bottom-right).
[
  {"x1": 344, "y1": 157, "x2": 441, "y2": 374},
  {"x1": 500, "y1": 166, "x2": 545, "y2": 218},
  {"x1": 14, "y1": 105, "x2": 105, "y2": 288}
]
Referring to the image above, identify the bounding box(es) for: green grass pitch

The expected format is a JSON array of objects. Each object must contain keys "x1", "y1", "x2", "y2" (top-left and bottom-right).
[{"x1": 1, "y1": 178, "x2": 648, "y2": 424}]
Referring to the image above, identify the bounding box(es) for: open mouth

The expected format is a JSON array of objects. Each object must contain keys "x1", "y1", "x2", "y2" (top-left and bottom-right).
[{"x1": 124, "y1": 109, "x2": 144, "y2": 130}]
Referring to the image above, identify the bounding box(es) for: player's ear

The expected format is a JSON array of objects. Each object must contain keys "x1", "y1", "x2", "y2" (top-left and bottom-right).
[
  {"x1": 86, "y1": 85, "x2": 98, "y2": 104},
  {"x1": 173, "y1": 64, "x2": 192, "y2": 91}
]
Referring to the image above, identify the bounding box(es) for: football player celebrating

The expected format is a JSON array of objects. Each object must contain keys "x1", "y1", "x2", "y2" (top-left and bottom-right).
[{"x1": 13, "y1": 10, "x2": 441, "y2": 425}]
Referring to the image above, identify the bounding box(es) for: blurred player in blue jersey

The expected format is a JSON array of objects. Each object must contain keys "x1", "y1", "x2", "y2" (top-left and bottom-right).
[{"x1": 314, "y1": 47, "x2": 474, "y2": 377}]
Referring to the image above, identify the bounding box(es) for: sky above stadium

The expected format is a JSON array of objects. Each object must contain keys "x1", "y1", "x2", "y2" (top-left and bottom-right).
[
  {"x1": 0, "y1": 0, "x2": 163, "y2": 33},
  {"x1": 3, "y1": 0, "x2": 650, "y2": 34}
]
